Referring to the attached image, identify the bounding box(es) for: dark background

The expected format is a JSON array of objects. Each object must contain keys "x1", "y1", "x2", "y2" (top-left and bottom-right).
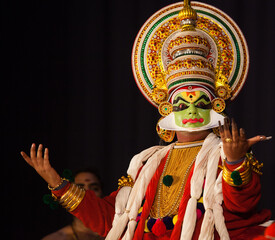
[{"x1": 2, "y1": 0, "x2": 275, "y2": 239}]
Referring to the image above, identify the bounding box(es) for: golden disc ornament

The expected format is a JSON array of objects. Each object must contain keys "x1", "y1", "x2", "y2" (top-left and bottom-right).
[
  {"x1": 215, "y1": 73, "x2": 232, "y2": 100},
  {"x1": 216, "y1": 86, "x2": 230, "y2": 100},
  {"x1": 158, "y1": 102, "x2": 173, "y2": 116},
  {"x1": 152, "y1": 88, "x2": 168, "y2": 104},
  {"x1": 212, "y1": 98, "x2": 226, "y2": 113}
]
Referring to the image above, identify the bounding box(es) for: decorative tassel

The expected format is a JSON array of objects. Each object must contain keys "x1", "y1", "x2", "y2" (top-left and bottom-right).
[
  {"x1": 144, "y1": 220, "x2": 150, "y2": 233},
  {"x1": 147, "y1": 218, "x2": 156, "y2": 231},
  {"x1": 172, "y1": 215, "x2": 178, "y2": 225},
  {"x1": 136, "y1": 215, "x2": 141, "y2": 222},
  {"x1": 151, "y1": 219, "x2": 167, "y2": 237},
  {"x1": 197, "y1": 202, "x2": 205, "y2": 219},
  {"x1": 231, "y1": 171, "x2": 242, "y2": 186},
  {"x1": 62, "y1": 169, "x2": 74, "y2": 182},
  {"x1": 197, "y1": 209, "x2": 202, "y2": 219},
  {"x1": 163, "y1": 175, "x2": 173, "y2": 187},
  {"x1": 163, "y1": 216, "x2": 174, "y2": 230},
  {"x1": 42, "y1": 194, "x2": 59, "y2": 210}
]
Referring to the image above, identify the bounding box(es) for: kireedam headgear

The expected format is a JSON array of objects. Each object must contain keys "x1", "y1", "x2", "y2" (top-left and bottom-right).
[{"x1": 132, "y1": 0, "x2": 249, "y2": 141}]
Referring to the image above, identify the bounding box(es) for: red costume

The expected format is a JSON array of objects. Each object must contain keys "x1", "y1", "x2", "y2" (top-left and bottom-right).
[
  {"x1": 52, "y1": 1, "x2": 272, "y2": 239},
  {"x1": 53, "y1": 151, "x2": 271, "y2": 239}
]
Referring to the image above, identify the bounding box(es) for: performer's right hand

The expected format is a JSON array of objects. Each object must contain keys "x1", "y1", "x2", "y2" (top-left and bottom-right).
[{"x1": 21, "y1": 143, "x2": 62, "y2": 188}]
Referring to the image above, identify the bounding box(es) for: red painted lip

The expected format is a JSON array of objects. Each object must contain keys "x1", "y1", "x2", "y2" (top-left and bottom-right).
[{"x1": 182, "y1": 118, "x2": 204, "y2": 124}]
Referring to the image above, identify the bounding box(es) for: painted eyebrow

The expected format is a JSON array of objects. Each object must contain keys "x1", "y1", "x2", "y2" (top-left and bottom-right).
[
  {"x1": 173, "y1": 95, "x2": 210, "y2": 104},
  {"x1": 173, "y1": 96, "x2": 189, "y2": 104},
  {"x1": 194, "y1": 95, "x2": 210, "y2": 103}
]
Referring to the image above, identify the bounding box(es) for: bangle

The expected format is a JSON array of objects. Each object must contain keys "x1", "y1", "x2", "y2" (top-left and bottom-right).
[
  {"x1": 58, "y1": 183, "x2": 86, "y2": 212},
  {"x1": 48, "y1": 178, "x2": 68, "y2": 191},
  {"x1": 222, "y1": 159, "x2": 251, "y2": 187},
  {"x1": 60, "y1": 184, "x2": 78, "y2": 206},
  {"x1": 66, "y1": 187, "x2": 84, "y2": 211},
  {"x1": 69, "y1": 188, "x2": 86, "y2": 212}
]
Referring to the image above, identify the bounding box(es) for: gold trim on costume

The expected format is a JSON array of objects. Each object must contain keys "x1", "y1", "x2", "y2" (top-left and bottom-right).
[
  {"x1": 174, "y1": 140, "x2": 204, "y2": 148},
  {"x1": 246, "y1": 152, "x2": 263, "y2": 175},
  {"x1": 118, "y1": 175, "x2": 134, "y2": 190}
]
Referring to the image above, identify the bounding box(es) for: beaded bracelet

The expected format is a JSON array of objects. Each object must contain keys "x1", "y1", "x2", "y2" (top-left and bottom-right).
[{"x1": 48, "y1": 178, "x2": 68, "y2": 191}]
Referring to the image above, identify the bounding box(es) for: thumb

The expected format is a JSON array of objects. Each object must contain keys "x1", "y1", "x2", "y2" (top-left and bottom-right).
[{"x1": 247, "y1": 135, "x2": 266, "y2": 148}]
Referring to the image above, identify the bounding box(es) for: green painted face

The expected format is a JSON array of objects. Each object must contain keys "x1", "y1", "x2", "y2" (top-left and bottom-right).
[{"x1": 172, "y1": 90, "x2": 212, "y2": 128}]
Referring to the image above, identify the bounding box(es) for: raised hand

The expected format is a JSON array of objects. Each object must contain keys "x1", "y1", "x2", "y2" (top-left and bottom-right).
[
  {"x1": 21, "y1": 143, "x2": 61, "y2": 188},
  {"x1": 219, "y1": 118, "x2": 268, "y2": 163}
]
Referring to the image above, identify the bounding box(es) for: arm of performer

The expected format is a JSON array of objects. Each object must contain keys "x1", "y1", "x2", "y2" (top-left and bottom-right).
[
  {"x1": 218, "y1": 118, "x2": 268, "y2": 213},
  {"x1": 21, "y1": 144, "x2": 116, "y2": 237}
]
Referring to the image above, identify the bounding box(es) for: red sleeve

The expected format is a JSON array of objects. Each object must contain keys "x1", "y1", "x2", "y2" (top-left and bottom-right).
[
  {"x1": 220, "y1": 159, "x2": 271, "y2": 238},
  {"x1": 222, "y1": 160, "x2": 261, "y2": 213},
  {"x1": 53, "y1": 183, "x2": 118, "y2": 237}
]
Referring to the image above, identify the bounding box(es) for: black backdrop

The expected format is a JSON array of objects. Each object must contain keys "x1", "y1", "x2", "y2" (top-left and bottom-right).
[{"x1": 2, "y1": 0, "x2": 275, "y2": 239}]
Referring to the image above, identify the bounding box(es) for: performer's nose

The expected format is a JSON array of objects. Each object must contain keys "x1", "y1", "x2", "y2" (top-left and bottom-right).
[{"x1": 188, "y1": 104, "x2": 197, "y2": 115}]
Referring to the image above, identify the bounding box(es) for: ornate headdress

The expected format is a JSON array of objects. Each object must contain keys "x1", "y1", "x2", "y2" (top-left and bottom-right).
[{"x1": 132, "y1": 0, "x2": 249, "y2": 141}]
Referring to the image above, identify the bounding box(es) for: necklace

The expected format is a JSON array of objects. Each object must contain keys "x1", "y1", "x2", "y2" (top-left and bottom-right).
[{"x1": 150, "y1": 142, "x2": 202, "y2": 219}]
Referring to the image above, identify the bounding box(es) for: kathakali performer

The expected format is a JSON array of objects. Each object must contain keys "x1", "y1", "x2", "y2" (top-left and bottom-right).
[{"x1": 21, "y1": 1, "x2": 272, "y2": 239}]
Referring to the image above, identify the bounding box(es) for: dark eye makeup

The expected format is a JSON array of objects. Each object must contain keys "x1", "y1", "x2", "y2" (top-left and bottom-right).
[
  {"x1": 195, "y1": 101, "x2": 212, "y2": 109},
  {"x1": 173, "y1": 103, "x2": 189, "y2": 111}
]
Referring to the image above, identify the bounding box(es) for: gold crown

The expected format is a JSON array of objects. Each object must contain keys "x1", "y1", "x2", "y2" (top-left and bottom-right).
[
  {"x1": 165, "y1": 31, "x2": 215, "y2": 93},
  {"x1": 167, "y1": 58, "x2": 214, "y2": 74},
  {"x1": 132, "y1": 1, "x2": 249, "y2": 118},
  {"x1": 134, "y1": 1, "x2": 239, "y2": 109},
  {"x1": 168, "y1": 34, "x2": 210, "y2": 59},
  {"x1": 178, "y1": 0, "x2": 197, "y2": 31},
  {"x1": 160, "y1": 1, "x2": 215, "y2": 94}
]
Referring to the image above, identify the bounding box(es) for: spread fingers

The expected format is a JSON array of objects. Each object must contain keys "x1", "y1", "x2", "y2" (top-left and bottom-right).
[{"x1": 21, "y1": 151, "x2": 34, "y2": 167}]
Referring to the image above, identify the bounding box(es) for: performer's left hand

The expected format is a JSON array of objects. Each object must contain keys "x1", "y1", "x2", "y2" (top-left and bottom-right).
[{"x1": 219, "y1": 118, "x2": 267, "y2": 162}]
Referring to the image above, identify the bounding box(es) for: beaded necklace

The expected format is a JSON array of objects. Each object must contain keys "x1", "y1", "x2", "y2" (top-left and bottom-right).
[{"x1": 150, "y1": 141, "x2": 203, "y2": 219}]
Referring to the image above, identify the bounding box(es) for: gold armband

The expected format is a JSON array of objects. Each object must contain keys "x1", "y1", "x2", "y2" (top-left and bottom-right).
[
  {"x1": 118, "y1": 175, "x2": 134, "y2": 190},
  {"x1": 58, "y1": 183, "x2": 86, "y2": 212},
  {"x1": 222, "y1": 159, "x2": 252, "y2": 187}
]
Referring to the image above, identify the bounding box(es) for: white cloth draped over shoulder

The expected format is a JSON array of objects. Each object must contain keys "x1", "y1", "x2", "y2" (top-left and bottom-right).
[{"x1": 106, "y1": 133, "x2": 229, "y2": 240}]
